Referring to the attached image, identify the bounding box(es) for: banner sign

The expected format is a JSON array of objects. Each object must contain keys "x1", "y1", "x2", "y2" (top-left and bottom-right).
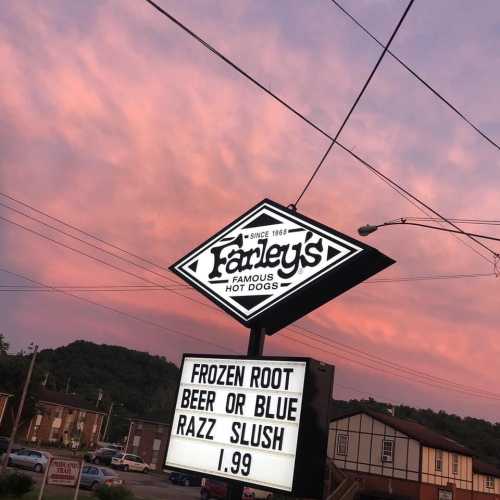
[
  {"x1": 47, "y1": 458, "x2": 81, "y2": 487},
  {"x1": 165, "y1": 355, "x2": 334, "y2": 497},
  {"x1": 170, "y1": 199, "x2": 394, "y2": 334}
]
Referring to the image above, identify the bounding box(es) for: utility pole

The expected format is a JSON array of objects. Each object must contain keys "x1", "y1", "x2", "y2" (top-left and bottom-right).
[
  {"x1": 1, "y1": 344, "x2": 39, "y2": 474},
  {"x1": 102, "y1": 402, "x2": 115, "y2": 443},
  {"x1": 226, "y1": 327, "x2": 265, "y2": 500}
]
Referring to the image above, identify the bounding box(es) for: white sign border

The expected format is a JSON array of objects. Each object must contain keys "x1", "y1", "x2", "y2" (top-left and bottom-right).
[
  {"x1": 163, "y1": 354, "x2": 312, "y2": 496},
  {"x1": 173, "y1": 201, "x2": 363, "y2": 322}
]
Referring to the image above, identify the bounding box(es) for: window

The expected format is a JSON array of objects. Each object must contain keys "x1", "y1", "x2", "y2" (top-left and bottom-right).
[
  {"x1": 486, "y1": 476, "x2": 495, "y2": 489},
  {"x1": 336, "y1": 434, "x2": 348, "y2": 456},
  {"x1": 435, "y1": 450, "x2": 443, "y2": 472},
  {"x1": 452, "y1": 454, "x2": 459, "y2": 475},
  {"x1": 382, "y1": 440, "x2": 394, "y2": 463}
]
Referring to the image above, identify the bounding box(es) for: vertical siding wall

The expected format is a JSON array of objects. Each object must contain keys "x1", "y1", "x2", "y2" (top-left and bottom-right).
[
  {"x1": 328, "y1": 414, "x2": 420, "y2": 481},
  {"x1": 473, "y1": 474, "x2": 500, "y2": 494},
  {"x1": 421, "y1": 446, "x2": 472, "y2": 490}
]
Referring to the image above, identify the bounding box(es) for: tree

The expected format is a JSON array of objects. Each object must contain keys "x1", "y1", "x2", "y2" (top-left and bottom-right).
[{"x1": 0, "y1": 334, "x2": 9, "y2": 355}]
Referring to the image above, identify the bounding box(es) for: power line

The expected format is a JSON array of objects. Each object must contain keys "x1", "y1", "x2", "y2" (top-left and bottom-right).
[
  {"x1": 330, "y1": 0, "x2": 500, "y2": 154},
  {"x1": 4, "y1": 211, "x2": 498, "y2": 401},
  {"x1": 1, "y1": 192, "x2": 497, "y2": 400},
  {"x1": 373, "y1": 221, "x2": 500, "y2": 243},
  {"x1": 0, "y1": 267, "x2": 237, "y2": 354},
  {"x1": 336, "y1": 142, "x2": 499, "y2": 262},
  {"x1": 294, "y1": 0, "x2": 415, "y2": 206},
  {"x1": 289, "y1": 324, "x2": 500, "y2": 398},
  {"x1": 281, "y1": 329, "x2": 500, "y2": 402},
  {"x1": 141, "y1": 1, "x2": 497, "y2": 264},
  {"x1": 0, "y1": 271, "x2": 495, "y2": 293},
  {"x1": 0, "y1": 192, "x2": 183, "y2": 286},
  {"x1": 143, "y1": 0, "x2": 331, "y2": 141},
  {"x1": 0, "y1": 214, "x2": 219, "y2": 313},
  {"x1": 366, "y1": 272, "x2": 496, "y2": 283},
  {"x1": 389, "y1": 217, "x2": 500, "y2": 226}
]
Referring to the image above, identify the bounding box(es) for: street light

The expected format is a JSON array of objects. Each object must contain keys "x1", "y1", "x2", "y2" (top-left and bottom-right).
[{"x1": 357, "y1": 219, "x2": 500, "y2": 243}]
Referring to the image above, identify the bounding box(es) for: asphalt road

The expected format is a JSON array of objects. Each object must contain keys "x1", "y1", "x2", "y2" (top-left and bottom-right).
[{"x1": 7, "y1": 465, "x2": 200, "y2": 500}]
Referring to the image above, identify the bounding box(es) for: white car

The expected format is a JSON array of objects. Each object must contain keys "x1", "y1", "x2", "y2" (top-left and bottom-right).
[
  {"x1": 7, "y1": 448, "x2": 52, "y2": 473},
  {"x1": 111, "y1": 453, "x2": 150, "y2": 473}
]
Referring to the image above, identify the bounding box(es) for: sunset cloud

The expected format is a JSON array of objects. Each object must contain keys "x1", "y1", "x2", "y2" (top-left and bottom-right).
[{"x1": 1, "y1": 0, "x2": 499, "y2": 421}]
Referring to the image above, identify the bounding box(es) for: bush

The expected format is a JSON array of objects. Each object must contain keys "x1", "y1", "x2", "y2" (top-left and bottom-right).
[
  {"x1": 0, "y1": 471, "x2": 35, "y2": 497},
  {"x1": 94, "y1": 484, "x2": 135, "y2": 500}
]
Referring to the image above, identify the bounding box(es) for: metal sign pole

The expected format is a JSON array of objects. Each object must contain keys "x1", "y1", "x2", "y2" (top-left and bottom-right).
[
  {"x1": 226, "y1": 326, "x2": 266, "y2": 500},
  {"x1": 37, "y1": 457, "x2": 51, "y2": 500},
  {"x1": 73, "y1": 460, "x2": 84, "y2": 500}
]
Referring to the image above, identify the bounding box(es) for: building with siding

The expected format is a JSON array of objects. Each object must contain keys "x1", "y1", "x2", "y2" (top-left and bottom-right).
[
  {"x1": 0, "y1": 392, "x2": 12, "y2": 427},
  {"x1": 328, "y1": 409, "x2": 500, "y2": 500},
  {"x1": 124, "y1": 418, "x2": 171, "y2": 471},
  {"x1": 25, "y1": 390, "x2": 105, "y2": 448}
]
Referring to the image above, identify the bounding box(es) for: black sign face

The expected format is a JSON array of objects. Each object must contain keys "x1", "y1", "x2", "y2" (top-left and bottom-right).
[{"x1": 170, "y1": 199, "x2": 395, "y2": 334}]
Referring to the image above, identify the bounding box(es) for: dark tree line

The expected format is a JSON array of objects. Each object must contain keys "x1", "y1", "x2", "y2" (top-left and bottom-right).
[{"x1": 2, "y1": 335, "x2": 499, "y2": 463}]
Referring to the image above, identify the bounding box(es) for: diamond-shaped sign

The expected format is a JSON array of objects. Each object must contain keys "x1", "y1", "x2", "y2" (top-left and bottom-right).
[{"x1": 170, "y1": 199, "x2": 394, "y2": 334}]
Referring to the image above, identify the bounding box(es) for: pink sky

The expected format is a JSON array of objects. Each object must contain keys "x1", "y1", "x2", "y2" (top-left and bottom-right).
[{"x1": 1, "y1": 0, "x2": 499, "y2": 421}]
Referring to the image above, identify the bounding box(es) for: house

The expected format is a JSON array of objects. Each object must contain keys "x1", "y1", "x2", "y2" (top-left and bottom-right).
[
  {"x1": 25, "y1": 389, "x2": 105, "y2": 448},
  {"x1": 328, "y1": 409, "x2": 500, "y2": 500},
  {"x1": 0, "y1": 392, "x2": 11, "y2": 427},
  {"x1": 124, "y1": 418, "x2": 171, "y2": 471}
]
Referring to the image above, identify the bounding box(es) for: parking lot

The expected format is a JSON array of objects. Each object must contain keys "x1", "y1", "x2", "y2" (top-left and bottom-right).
[{"x1": 7, "y1": 465, "x2": 200, "y2": 500}]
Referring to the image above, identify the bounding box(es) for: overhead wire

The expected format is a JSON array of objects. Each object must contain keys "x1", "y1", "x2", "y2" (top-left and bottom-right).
[
  {"x1": 1, "y1": 0, "x2": 498, "y2": 404},
  {"x1": 141, "y1": 0, "x2": 498, "y2": 265},
  {"x1": 281, "y1": 329, "x2": 500, "y2": 402},
  {"x1": 0, "y1": 270, "x2": 496, "y2": 293},
  {"x1": 294, "y1": 0, "x2": 416, "y2": 206},
  {"x1": 289, "y1": 323, "x2": 500, "y2": 398},
  {"x1": 329, "y1": 0, "x2": 500, "y2": 154},
  {"x1": 2, "y1": 213, "x2": 498, "y2": 402},
  {"x1": 0, "y1": 192, "x2": 183, "y2": 286},
  {"x1": 0, "y1": 214, "x2": 216, "y2": 312},
  {"x1": 0, "y1": 267, "x2": 237, "y2": 354}
]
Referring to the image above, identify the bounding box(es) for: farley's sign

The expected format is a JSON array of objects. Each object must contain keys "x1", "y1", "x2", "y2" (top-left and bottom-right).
[
  {"x1": 171, "y1": 199, "x2": 394, "y2": 334},
  {"x1": 165, "y1": 355, "x2": 334, "y2": 497}
]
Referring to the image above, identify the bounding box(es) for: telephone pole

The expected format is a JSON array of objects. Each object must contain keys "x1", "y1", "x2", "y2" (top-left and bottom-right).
[{"x1": 1, "y1": 344, "x2": 39, "y2": 474}]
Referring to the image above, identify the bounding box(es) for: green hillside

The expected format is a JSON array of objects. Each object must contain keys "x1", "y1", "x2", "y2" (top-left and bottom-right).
[{"x1": 2, "y1": 335, "x2": 499, "y2": 466}]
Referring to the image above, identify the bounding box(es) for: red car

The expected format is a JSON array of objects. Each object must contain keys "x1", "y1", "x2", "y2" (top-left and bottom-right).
[
  {"x1": 201, "y1": 479, "x2": 226, "y2": 499},
  {"x1": 200, "y1": 479, "x2": 273, "y2": 499}
]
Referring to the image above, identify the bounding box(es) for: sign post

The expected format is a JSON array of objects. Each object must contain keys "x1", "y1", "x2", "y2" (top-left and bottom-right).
[
  {"x1": 168, "y1": 199, "x2": 394, "y2": 499},
  {"x1": 37, "y1": 457, "x2": 51, "y2": 500},
  {"x1": 227, "y1": 326, "x2": 266, "y2": 500}
]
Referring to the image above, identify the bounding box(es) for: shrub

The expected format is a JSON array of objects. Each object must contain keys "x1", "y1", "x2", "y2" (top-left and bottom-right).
[
  {"x1": 0, "y1": 471, "x2": 35, "y2": 497},
  {"x1": 94, "y1": 484, "x2": 135, "y2": 500}
]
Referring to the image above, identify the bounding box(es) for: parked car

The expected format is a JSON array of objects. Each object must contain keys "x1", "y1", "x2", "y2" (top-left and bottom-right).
[
  {"x1": 243, "y1": 487, "x2": 273, "y2": 499},
  {"x1": 200, "y1": 480, "x2": 273, "y2": 500},
  {"x1": 169, "y1": 471, "x2": 202, "y2": 487},
  {"x1": 111, "y1": 453, "x2": 150, "y2": 473},
  {"x1": 200, "y1": 478, "x2": 226, "y2": 499},
  {"x1": 80, "y1": 465, "x2": 123, "y2": 490},
  {"x1": 7, "y1": 448, "x2": 51, "y2": 473},
  {"x1": 84, "y1": 448, "x2": 119, "y2": 466}
]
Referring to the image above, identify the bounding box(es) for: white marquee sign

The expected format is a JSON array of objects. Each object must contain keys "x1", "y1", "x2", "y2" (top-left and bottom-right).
[{"x1": 165, "y1": 356, "x2": 307, "y2": 492}]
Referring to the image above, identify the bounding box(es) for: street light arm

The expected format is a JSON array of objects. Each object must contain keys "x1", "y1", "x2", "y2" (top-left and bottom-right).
[{"x1": 358, "y1": 220, "x2": 500, "y2": 243}]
